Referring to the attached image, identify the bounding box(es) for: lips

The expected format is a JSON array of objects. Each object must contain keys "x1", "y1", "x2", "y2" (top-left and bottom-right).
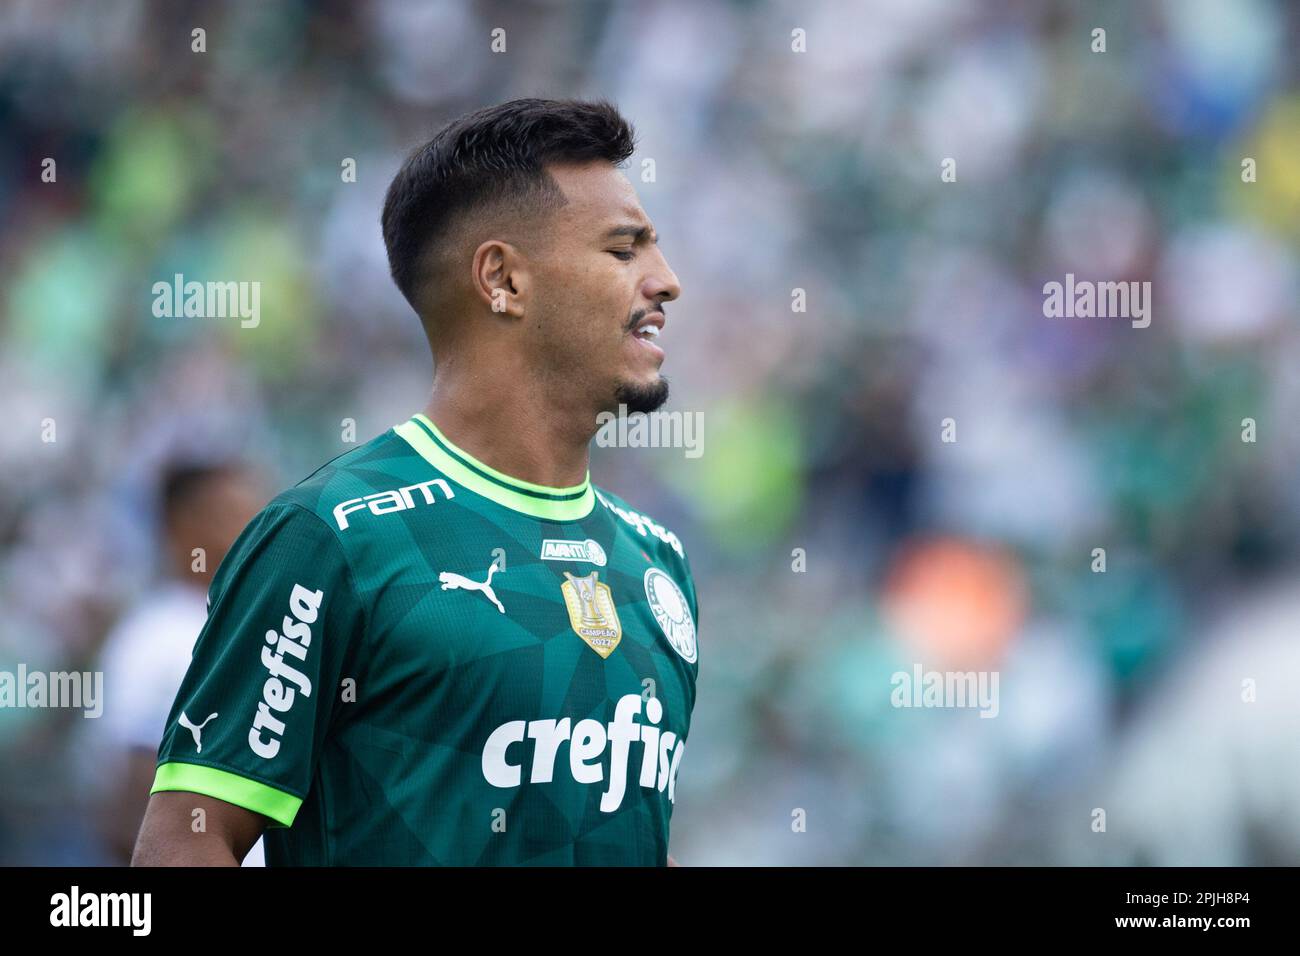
[
  {"x1": 630, "y1": 311, "x2": 665, "y2": 360},
  {"x1": 631, "y1": 311, "x2": 665, "y2": 340}
]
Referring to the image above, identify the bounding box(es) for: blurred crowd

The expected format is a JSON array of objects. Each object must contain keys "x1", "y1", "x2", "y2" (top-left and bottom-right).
[{"x1": 2, "y1": 0, "x2": 1299, "y2": 865}]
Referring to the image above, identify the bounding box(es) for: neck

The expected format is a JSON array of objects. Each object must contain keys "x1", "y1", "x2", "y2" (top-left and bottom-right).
[{"x1": 421, "y1": 351, "x2": 596, "y2": 490}]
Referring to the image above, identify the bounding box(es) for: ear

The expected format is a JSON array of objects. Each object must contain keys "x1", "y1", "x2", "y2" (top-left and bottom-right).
[{"x1": 472, "y1": 239, "x2": 529, "y2": 319}]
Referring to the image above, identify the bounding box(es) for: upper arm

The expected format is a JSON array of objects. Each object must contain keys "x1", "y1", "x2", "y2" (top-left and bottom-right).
[
  {"x1": 147, "y1": 503, "x2": 364, "y2": 834},
  {"x1": 133, "y1": 791, "x2": 268, "y2": 866}
]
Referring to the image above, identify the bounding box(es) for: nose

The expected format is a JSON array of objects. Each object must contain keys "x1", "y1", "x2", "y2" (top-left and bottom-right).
[{"x1": 644, "y1": 248, "x2": 681, "y2": 309}]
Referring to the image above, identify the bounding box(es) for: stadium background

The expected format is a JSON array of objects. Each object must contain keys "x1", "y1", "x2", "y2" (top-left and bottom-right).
[{"x1": 2, "y1": 0, "x2": 1300, "y2": 865}]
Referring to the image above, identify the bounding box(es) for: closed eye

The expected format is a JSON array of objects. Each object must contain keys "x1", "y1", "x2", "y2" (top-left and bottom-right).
[{"x1": 609, "y1": 250, "x2": 635, "y2": 261}]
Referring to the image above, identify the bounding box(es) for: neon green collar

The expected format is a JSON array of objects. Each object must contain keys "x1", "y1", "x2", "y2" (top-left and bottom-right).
[{"x1": 394, "y1": 413, "x2": 595, "y2": 521}]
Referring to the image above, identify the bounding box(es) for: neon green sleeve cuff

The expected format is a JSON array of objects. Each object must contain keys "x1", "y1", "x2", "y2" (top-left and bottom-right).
[{"x1": 151, "y1": 762, "x2": 303, "y2": 828}]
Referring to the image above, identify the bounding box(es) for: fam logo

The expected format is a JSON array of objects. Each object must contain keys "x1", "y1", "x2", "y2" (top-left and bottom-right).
[{"x1": 333, "y1": 478, "x2": 454, "y2": 530}]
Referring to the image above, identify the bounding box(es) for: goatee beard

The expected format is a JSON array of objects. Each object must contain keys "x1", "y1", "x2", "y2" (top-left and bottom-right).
[{"x1": 614, "y1": 377, "x2": 670, "y2": 415}]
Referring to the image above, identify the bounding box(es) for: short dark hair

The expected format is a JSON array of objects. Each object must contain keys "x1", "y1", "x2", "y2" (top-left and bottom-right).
[
  {"x1": 158, "y1": 460, "x2": 243, "y2": 530},
  {"x1": 381, "y1": 97, "x2": 636, "y2": 311}
]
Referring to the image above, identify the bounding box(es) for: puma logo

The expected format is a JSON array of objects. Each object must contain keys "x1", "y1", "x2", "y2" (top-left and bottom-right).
[
  {"x1": 179, "y1": 711, "x2": 218, "y2": 753},
  {"x1": 439, "y1": 558, "x2": 505, "y2": 613}
]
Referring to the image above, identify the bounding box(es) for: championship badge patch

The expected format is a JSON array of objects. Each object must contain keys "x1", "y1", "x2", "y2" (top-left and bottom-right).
[{"x1": 561, "y1": 571, "x2": 623, "y2": 658}]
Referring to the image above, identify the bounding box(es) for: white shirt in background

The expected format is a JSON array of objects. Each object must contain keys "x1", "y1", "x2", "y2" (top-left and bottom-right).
[{"x1": 100, "y1": 579, "x2": 266, "y2": 867}]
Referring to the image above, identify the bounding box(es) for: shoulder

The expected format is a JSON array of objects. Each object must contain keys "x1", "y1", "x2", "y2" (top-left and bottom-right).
[
  {"x1": 212, "y1": 431, "x2": 423, "y2": 589},
  {"x1": 273, "y1": 429, "x2": 437, "y2": 532},
  {"x1": 593, "y1": 486, "x2": 696, "y2": 598},
  {"x1": 247, "y1": 428, "x2": 460, "y2": 548},
  {"x1": 594, "y1": 487, "x2": 687, "y2": 558},
  {"x1": 595, "y1": 485, "x2": 702, "y2": 659}
]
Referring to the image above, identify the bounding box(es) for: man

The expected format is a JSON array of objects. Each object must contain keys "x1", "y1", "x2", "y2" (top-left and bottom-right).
[
  {"x1": 97, "y1": 460, "x2": 267, "y2": 866},
  {"x1": 132, "y1": 98, "x2": 698, "y2": 866}
]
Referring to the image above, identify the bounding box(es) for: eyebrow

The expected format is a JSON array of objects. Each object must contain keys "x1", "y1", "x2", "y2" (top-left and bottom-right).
[{"x1": 602, "y1": 223, "x2": 659, "y2": 244}]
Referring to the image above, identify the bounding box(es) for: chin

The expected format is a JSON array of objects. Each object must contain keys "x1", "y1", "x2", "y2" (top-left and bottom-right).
[{"x1": 613, "y1": 376, "x2": 670, "y2": 414}]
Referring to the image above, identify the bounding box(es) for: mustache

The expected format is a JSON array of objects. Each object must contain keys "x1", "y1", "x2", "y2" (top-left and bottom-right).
[{"x1": 625, "y1": 306, "x2": 665, "y2": 333}]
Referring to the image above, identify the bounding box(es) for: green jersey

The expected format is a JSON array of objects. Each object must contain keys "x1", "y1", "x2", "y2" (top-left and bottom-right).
[{"x1": 151, "y1": 413, "x2": 699, "y2": 866}]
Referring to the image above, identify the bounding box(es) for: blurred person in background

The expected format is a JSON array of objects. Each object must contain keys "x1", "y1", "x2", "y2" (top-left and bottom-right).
[
  {"x1": 1059, "y1": 571, "x2": 1300, "y2": 867},
  {"x1": 96, "y1": 459, "x2": 265, "y2": 865}
]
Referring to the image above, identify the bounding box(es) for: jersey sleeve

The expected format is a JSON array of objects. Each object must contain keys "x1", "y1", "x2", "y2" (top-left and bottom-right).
[
  {"x1": 675, "y1": 540, "x2": 700, "y2": 674},
  {"x1": 682, "y1": 548, "x2": 700, "y2": 637},
  {"x1": 150, "y1": 502, "x2": 364, "y2": 827}
]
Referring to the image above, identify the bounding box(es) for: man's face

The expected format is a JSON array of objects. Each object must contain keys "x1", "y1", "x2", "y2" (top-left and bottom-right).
[{"x1": 530, "y1": 161, "x2": 681, "y2": 416}]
